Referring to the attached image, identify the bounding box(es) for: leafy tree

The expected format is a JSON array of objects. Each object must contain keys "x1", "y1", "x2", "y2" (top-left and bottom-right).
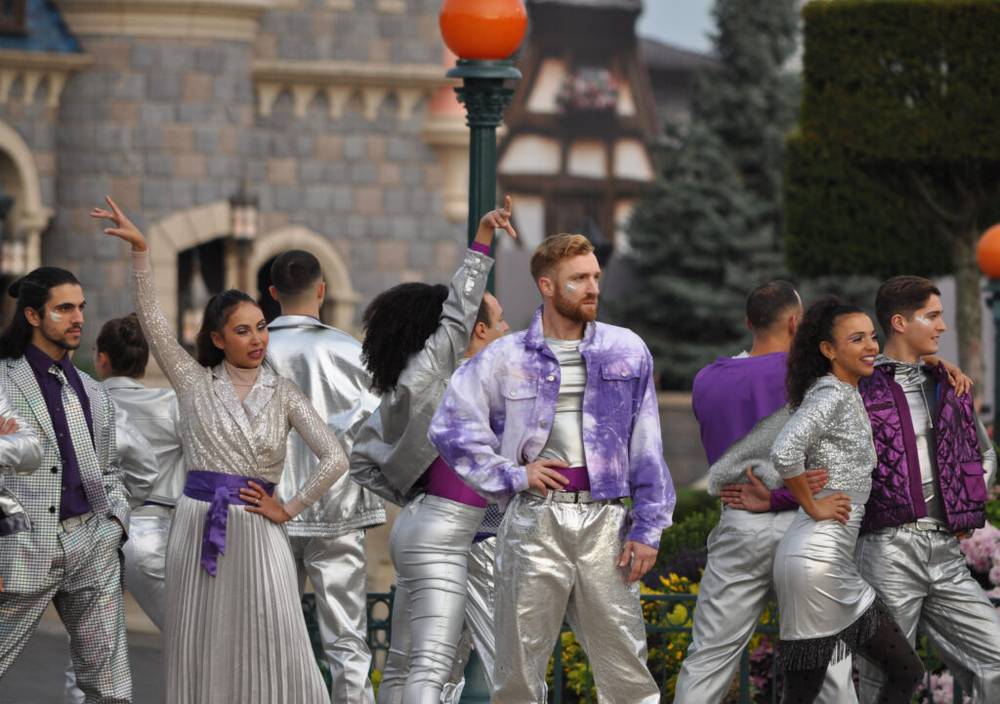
[
  {"x1": 621, "y1": 0, "x2": 800, "y2": 388},
  {"x1": 785, "y1": 0, "x2": 1000, "y2": 387}
]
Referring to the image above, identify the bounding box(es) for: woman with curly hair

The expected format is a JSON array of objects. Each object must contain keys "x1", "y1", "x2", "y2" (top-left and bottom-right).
[
  {"x1": 771, "y1": 296, "x2": 923, "y2": 703},
  {"x1": 91, "y1": 197, "x2": 348, "y2": 704},
  {"x1": 350, "y1": 199, "x2": 514, "y2": 704}
]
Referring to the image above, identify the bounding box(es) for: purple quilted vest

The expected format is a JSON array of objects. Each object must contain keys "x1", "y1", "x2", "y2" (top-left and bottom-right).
[{"x1": 859, "y1": 363, "x2": 987, "y2": 533}]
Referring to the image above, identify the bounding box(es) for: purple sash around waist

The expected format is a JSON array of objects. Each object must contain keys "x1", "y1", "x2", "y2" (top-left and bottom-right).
[
  {"x1": 560, "y1": 467, "x2": 591, "y2": 492},
  {"x1": 183, "y1": 470, "x2": 276, "y2": 577},
  {"x1": 423, "y1": 456, "x2": 488, "y2": 508}
]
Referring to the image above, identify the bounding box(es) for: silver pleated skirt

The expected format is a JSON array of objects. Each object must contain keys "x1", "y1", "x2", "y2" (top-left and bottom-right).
[
  {"x1": 164, "y1": 495, "x2": 328, "y2": 703},
  {"x1": 773, "y1": 500, "x2": 880, "y2": 670}
]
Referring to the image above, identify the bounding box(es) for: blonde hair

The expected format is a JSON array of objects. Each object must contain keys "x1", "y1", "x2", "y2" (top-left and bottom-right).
[{"x1": 530, "y1": 233, "x2": 595, "y2": 281}]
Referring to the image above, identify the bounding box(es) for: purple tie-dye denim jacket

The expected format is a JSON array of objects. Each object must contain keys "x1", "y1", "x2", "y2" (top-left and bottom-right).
[{"x1": 428, "y1": 307, "x2": 676, "y2": 548}]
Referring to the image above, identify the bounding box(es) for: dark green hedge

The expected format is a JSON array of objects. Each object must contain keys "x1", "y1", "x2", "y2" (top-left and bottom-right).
[
  {"x1": 801, "y1": 0, "x2": 1000, "y2": 163},
  {"x1": 784, "y1": 132, "x2": 952, "y2": 277}
]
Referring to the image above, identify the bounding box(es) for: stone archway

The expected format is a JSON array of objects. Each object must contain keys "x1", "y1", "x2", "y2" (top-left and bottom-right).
[
  {"x1": 0, "y1": 119, "x2": 53, "y2": 273},
  {"x1": 248, "y1": 225, "x2": 360, "y2": 332}
]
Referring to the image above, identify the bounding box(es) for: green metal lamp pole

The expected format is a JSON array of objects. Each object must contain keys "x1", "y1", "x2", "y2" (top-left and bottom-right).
[{"x1": 449, "y1": 60, "x2": 521, "y2": 289}]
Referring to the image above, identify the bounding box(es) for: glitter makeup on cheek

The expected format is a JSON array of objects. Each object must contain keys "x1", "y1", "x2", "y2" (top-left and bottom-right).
[
  {"x1": 564, "y1": 281, "x2": 580, "y2": 295},
  {"x1": 49, "y1": 310, "x2": 63, "y2": 323},
  {"x1": 913, "y1": 314, "x2": 934, "y2": 327}
]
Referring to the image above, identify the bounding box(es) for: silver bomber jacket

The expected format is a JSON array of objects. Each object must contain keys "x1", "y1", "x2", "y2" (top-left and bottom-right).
[
  {"x1": 349, "y1": 248, "x2": 493, "y2": 505},
  {"x1": 267, "y1": 315, "x2": 385, "y2": 536},
  {"x1": 103, "y1": 377, "x2": 184, "y2": 507}
]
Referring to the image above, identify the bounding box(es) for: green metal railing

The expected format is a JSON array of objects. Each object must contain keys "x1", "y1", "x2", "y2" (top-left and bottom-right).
[{"x1": 302, "y1": 590, "x2": 993, "y2": 702}]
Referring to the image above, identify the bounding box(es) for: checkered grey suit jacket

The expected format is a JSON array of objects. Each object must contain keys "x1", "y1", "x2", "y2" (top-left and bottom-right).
[{"x1": 0, "y1": 355, "x2": 129, "y2": 593}]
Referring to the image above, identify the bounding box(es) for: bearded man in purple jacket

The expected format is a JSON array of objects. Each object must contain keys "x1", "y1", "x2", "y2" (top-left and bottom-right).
[
  {"x1": 856, "y1": 276, "x2": 1000, "y2": 704},
  {"x1": 674, "y1": 281, "x2": 858, "y2": 704},
  {"x1": 429, "y1": 233, "x2": 674, "y2": 704}
]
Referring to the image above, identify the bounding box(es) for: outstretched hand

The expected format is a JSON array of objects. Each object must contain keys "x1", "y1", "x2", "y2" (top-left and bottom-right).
[
  {"x1": 720, "y1": 468, "x2": 771, "y2": 512},
  {"x1": 473, "y1": 195, "x2": 517, "y2": 248},
  {"x1": 90, "y1": 196, "x2": 147, "y2": 252}
]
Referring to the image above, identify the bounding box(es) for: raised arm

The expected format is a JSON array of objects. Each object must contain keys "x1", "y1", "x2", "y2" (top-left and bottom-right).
[
  {"x1": 90, "y1": 197, "x2": 202, "y2": 393},
  {"x1": 0, "y1": 391, "x2": 41, "y2": 474}
]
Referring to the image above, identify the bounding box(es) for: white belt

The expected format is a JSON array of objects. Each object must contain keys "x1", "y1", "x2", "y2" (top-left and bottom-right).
[
  {"x1": 528, "y1": 489, "x2": 600, "y2": 504},
  {"x1": 60, "y1": 511, "x2": 94, "y2": 534},
  {"x1": 899, "y1": 520, "x2": 950, "y2": 534}
]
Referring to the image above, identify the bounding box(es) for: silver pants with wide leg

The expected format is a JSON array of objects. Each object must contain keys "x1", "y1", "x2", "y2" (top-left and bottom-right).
[
  {"x1": 674, "y1": 508, "x2": 857, "y2": 704},
  {"x1": 66, "y1": 505, "x2": 172, "y2": 703},
  {"x1": 856, "y1": 525, "x2": 1000, "y2": 704},
  {"x1": 290, "y1": 530, "x2": 375, "y2": 704},
  {"x1": 378, "y1": 494, "x2": 485, "y2": 704},
  {"x1": 492, "y1": 493, "x2": 659, "y2": 704}
]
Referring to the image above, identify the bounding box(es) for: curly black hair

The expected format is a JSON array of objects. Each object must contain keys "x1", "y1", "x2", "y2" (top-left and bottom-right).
[
  {"x1": 361, "y1": 282, "x2": 448, "y2": 395},
  {"x1": 786, "y1": 296, "x2": 864, "y2": 409}
]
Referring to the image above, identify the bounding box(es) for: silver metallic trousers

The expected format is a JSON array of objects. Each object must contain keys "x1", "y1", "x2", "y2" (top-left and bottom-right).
[
  {"x1": 65, "y1": 505, "x2": 172, "y2": 704},
  {"x1": 493, "y1": 493, "x2": 659, "y2": 704},
  {"x1": 289, "y1": 529, "x2": 375, "y2": 704},
  {"x1": 674, "y1": 508, "x2": 857, "y2": 704},
  {"x1": 442, "y1": 536, "x2": 498, "y2": 704},
  {"x1": 378, "y1": 494, "x2": 485, "y2": 704},
  {"x1": 856, "y1": 525, "x2": 1000, "y2": 704}
]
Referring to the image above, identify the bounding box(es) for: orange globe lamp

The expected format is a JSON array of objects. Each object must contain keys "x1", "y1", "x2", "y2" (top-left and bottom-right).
[
  {"x1": 978, "y1": 223, "x2": 1000, "y2": 279},
  {"x1": 440, "y1": 0, "x2": 528, "y2": 61}
]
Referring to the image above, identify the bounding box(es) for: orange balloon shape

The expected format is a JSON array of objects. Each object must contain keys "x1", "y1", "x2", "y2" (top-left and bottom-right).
[
  {"x1": 439, "y1": 0, "x2": 528, "y2": 61},
  {"x1": 978, "y1": 223, "x2": 1000, "y2": 278}
]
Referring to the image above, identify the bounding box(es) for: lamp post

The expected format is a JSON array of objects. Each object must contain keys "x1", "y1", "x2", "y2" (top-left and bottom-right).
[
  {"x1": 977, "y1": 223, "x2": 1000, "y2": 428},
  {"x1": 439, "y1": 0, "x2": 528, "y2": 279},
  {"x1": 228, "y1": 179, "x2": 259, "y2": 292}
]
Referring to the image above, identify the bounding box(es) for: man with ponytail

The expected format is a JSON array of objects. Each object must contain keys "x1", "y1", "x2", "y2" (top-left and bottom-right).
[{"x1": 0, "y1": 267, "x2": 132, "y2": 702}]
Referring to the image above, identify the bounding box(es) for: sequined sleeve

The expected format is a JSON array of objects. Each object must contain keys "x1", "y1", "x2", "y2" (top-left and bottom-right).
[
  {"x1": 0, "y1": 389, "x2": 40, "y2": 473},
  {"x1": 771, "y1": 379, "x2": 848, "y2": 479},
  {"x1": 131, "y1": 250, "x2": 204, "y2": 394},
  {"x1": 282, "y1": 380, "x2": 349, "y2": 515}
]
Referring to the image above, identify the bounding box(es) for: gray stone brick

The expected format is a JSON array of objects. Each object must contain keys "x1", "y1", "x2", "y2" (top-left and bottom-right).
[
  {"x1": 161, "y1": 49, "x2": 195, "y2": 73},
  {"x1": 331, "y1": 187, "x2": 352, "y2": 212},
  {"x1": 238, "y1": 133, "x2": 271, "y2": 158},
  {"x1": 213, "y1": 78, "x2": 237, "y2": 102},
  {"x1": 134, "y1": 124, "x2": 163, "y2": 149},
  {"x1": 145, "y1": 154, "x2": 173, "y2": 177},
  {"x1": 294, "y1": 135, "x2": 315, "y2": 158},
  {"x1": 273, "y1": 184, "x2": 301, "y2": 211},
  {"x1": 343, "y1": 135, "x2": 366, "y2": 160},
  {"x1": 409, "y1": 242, "x2": 435, "y2": 269},
  {"x1": 147, "y1": 75, "x2": 183, "y2": 102},
  {"x1": 391, "y1": 215, "x2": 420, "y2": 240},
  {"x1": 141, "y1": 179, "x2": 171, "y2": 209},
  {"x1": 195, "y1": 47, "x2": 226, "y2": 74},
  {"x1": 384, "y1": 188, "x2": 407, "y2": 215},
  {"x1": 349, "y1": 163, "x2": 377, "y2": 184},
  {"x1": 96, "y1": 125, "x2": 132, "y2": 151},
  {"x1": 194, "y1": 126, "x2": 220, "y2": 153},
  {"x1": 111, "y1": 74, "x2": 145, "y2": 101},
  {"x1": 400, "y1": 165, "x2": 424, "y2": 185},
  {"x1": 304, "y1": 185, "x2": 335, "y2": 211},
  {"x1": 299, "y1": 160, "x2": 325, "y2": 183},
  {"x1": 178, "y1": 104, "x2": 220, "y2": 123},
  {"x1": 139, "y1": 103, "x2": 177, "y2": 124},
  {"x1": 130, "y1": 44, "x2": 158, "y2": 70},
  {"x1": 196, "y1": 181, "x2": 226, "y2": 203},
  {"x1": 270, "y1": 134, "x2": 295, "y2": 158},
  {"x1": 346, "y1": 215, "x2": 367, "y2": 239},
  {"x1": 170, "y1": 181, "x2": 196, "y2": 209},
  {"x1": 325, "y1": 162, "x2": 349, "y2": 182}
]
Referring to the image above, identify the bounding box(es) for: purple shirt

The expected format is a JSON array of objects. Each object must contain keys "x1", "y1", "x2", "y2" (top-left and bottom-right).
[
  {"x1": 691, "y1": 352, "x2": 797, "y2": 512},
  {"x1": 429, "y1": 307, "x2": 675, "y2": 548},
  {"x1": 24, "y1": 345, "x2": 94, "y2": 520}
]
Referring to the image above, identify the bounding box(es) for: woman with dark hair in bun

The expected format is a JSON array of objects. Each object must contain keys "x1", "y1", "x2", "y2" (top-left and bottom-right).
[
  {"x1": 770, "y1": 297, "x2": 923, "y2": 703},
  {"x1": 92, "y1": 197, "x2": 347, "y2": 704}
]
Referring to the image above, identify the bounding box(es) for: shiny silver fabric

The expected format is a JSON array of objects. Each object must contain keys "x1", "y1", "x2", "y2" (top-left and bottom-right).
[
  {"x1": 442, "y1": 535, "x2": 500, "y2": 704},
  {"x1": 378, "y1": 494, "x2": 485, "y2": 704},
  {"x1": 122, "y1": 504, "x2": 171, "y2": 629},
  {"x1": 267, "y1": 315, "x2": 384, "y2": 534},
  {"x1": 856, "y1": 525, "x2": 1000, "y2": 703},
  {"x1": 289, "y1": 530, "x2": 374, "y2": 704},
  {"x1": 167, "y1": 496, "x2": 328, "y2": 703},
  {"x1": 0, "y1": 388, "x2": 42, "y2": 535},
  {"x1": 771, "y1": 374, "x2": 876, "y2": 498},
  {"x1": 108, "y1": 402, "x2": 158, "y2": 508},
  {"x1": 132, "y1": 252, "x2": 347, "y2": 702},
  {"x1": 132, "y1": 252, "x2": 349, "y2": 513},
  {"x1": 493, "y1": 493, "x2": 659, "y2": 703},
  {"x1": 349, "y1": 249, "x2": 493, "y2": 505},
  {"x1": 102, "y1": 376, "x2": 185, "y2": 506},
  {"x1": 774, "y1": 503, "x2": 876, "y2": 644},
  {"x1": 674, "y1": 509, "x2": 857, "y2": 704},
  {"x1": 706, "y1": 406, "x2": 792, "y2": 494},
  {"x1": 537, "y1": 338, "x2": 586, "y2": 467}
]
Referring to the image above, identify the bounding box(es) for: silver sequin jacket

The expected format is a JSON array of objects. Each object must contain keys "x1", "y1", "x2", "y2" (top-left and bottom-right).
[
  {"x1": 132, "y1": 253, "x2": 348, "y2": 514},
  {"x1": 771, "y1": 374, "x2": 877, "y2": 499}
]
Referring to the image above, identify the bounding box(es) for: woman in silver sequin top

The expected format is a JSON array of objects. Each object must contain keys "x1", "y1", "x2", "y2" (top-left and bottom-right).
[
  {"x1": 93, "y1": 198, "x2": 346, "y2": 704},
  {"x1": 771, "y1": 297, "x2": 922, "y2": 703}
]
